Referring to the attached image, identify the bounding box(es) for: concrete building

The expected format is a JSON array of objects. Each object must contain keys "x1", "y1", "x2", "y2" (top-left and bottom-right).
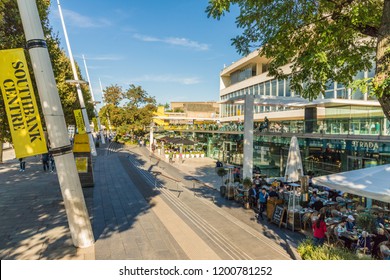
[{"x1": 154, "y1": 49, "x2": 390, "y2": 180}]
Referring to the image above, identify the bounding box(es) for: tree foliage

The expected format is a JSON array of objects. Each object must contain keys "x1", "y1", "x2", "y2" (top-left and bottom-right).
[
  {"x1": 0, "y1": 0, "x2": 94, "y2": 154},
  {"x1": 206, "y1": 0, "x2": 390, "y2": 121},
  {"x1": 100, "y1": 84, "x2": 157, "y2": 137}
]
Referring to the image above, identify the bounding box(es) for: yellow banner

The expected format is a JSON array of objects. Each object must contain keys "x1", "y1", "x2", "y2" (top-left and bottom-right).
[
  {"x1": 0, "y1": 48, "x2": 47, "y2": 158},
  {"x1": 73, "y1": 109, "x2": 86, "y2": 134},
  {"x1": 73, "y1": 133, "x2": 91, "y2": 152}
]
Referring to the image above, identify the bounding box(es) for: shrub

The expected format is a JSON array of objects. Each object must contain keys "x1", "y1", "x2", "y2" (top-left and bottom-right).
[{"x1": 297, "y1": 238, "x2": 372, "y2": 260}]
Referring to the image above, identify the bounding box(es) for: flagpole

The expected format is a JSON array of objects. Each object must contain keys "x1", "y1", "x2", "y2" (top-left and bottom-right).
[
  {"x1": 57, "y1": 0, "x2": 97, "y2": 156},
  {"x1": 82, "y1": 55, "x2": 105, "y2": 144},
  {"x1": 16, "y1": 0, "x2": 94, "y2": 248}
]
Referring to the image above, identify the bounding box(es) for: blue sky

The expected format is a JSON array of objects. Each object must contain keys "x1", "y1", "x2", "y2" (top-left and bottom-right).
[{"x1": 49, "y1": 0, "x2": 242, "y2": 109}]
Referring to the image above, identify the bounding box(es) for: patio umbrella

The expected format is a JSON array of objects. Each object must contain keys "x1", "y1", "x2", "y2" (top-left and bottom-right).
[
  {"x1": 284, "y1": 136, "x2": 303, "y2": 232},
  {"x1": 284, "y1": 136, "x2": 304, "y2": 182}
]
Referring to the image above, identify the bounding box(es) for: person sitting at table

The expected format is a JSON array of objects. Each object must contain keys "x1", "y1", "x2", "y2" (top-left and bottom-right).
[
  {"x1": 353, "y1": 231, "x2": 372, "y2": 254},
  {"x1": 376, "y1": 212, "x2": 385, "y2": 228},
  {"x1": 312, "y1": 197, "x2": 324, "y2": 212},
  {"x1": 372, "y1": 228, "x2": 389, "y2": 259},
  {"x1": 336, "y1": 221, "x2": 354, "y2": 249},
  {"x1": 345, "y1": 215, "x2": 356, "y2": 232},
  {"x1": 309, "y1": 192, "x2": 318, "y2": 206},
  {"x1": 380, "y1": 243, "x2": 390, "y2": 260},
  {"x1": 312, "y1": 213, "x2": 327, "y2": 246}
]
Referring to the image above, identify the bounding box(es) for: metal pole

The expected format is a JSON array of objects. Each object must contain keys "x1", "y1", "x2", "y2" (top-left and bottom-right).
[
  {"x1": 57, "y1": 0, "x2": 97, "y2": 156},
  {"x1": 99, "y1": 78, "x2": 112, "y2": 136},
  {"x1": 16, "y1": 0, "x2": 94, "y2": 248},
  {"x1": 82, "y1": 55, "x2": 105, "y2": 144}
]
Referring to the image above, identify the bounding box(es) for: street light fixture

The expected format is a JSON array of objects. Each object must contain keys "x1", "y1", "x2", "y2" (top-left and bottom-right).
[{"x1": 57, "y1": 0, "x2": 97, "y2": 156}]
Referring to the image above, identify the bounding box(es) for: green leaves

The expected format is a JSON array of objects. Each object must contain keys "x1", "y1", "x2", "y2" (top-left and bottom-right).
[
  {"x1": 205, "y1": 0, "x2": 386, "y2": 105},
  {"x1": 100, "y1": 84, "x2": 157, "y2": 137}
]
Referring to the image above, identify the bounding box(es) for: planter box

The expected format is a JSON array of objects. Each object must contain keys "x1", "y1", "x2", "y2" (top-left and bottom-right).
[{"x1": 185, "y1": 154, "x2": 190, "y2": 158}]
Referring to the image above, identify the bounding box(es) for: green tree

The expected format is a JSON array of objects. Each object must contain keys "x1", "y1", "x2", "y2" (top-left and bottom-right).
[
  {"x1": 100, "y1": 84, "x2": 156, "y2": 138},
  {"x1": 0, "y1": 0, "x2": 94, "y2": 162},
  {"x1": 206, "y1": 0, "x2": 390, "y2": 121}
]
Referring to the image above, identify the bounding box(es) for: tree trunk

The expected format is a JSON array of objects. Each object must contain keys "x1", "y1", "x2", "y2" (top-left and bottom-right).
[{"x1": 376, "y1": 0, "x2": 390, "y2": 122}]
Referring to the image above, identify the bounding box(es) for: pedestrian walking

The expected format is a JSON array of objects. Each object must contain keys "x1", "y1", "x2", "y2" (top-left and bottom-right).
[
  {"x1": 41, "y1": 153, "x2": 49, "y2": 171},
  {"x1": 257, "y1": 188, "x2": 269, "y2": 222},
  {"x1": 49, "y1": 153, "x2": 55, "y2": 172},
  {"x1": 19, "y1": 158, "x2": 26, "y2": 172},
  {"x1": 179, "y1": 152, "x2": 183, "y2": 164}
]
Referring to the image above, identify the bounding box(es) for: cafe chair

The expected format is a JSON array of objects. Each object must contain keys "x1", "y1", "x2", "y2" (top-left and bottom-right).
[
  {"x1": 326, "y1": 224, "x2": 337, "y2": 245},
  {"x1": 301, "y1": 212, "x2": 312, "y2": 231},
  {"x1": 333, "y1": 226, "x2": 346, "y2": 248}
]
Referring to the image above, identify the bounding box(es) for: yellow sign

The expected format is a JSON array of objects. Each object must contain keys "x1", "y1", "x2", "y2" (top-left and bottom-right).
[
  {"x1": 73, "y1": 133, "x2": 91, "y2": 152},
  {"x1": 74, "y1": 109, "x2": 86, "y2": 134},
  {"x1": 0, "y1": 48, "x2": 47, "y2": 158},
  {"x1": 75, "y1": 157, "x2": 88, "y2": 173}
]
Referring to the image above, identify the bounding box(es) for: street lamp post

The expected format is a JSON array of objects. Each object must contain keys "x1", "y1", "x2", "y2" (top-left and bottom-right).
[
  {"x1": 57, "y1": 0, "x2": 97, "y2": 156},
  {"x1": 82, "y1": 55, "x2": 105, "y2": 144},
  {"x1": 16, "y1": 0, "x2": 94, "y2": 248}
]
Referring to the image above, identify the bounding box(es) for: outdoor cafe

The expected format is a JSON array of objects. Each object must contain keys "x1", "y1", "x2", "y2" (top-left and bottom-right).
[{"x1": 217, "y1": 136, "x2": 390, "y2": 259}]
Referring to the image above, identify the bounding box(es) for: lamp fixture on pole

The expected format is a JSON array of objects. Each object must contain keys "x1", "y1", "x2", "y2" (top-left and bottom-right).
[
  {"x1": 82, "y1": 55, "x2": 105, "y2": 144},
  {"x1": 57, "y1": 0, "x2": 97, "y2": 156}
]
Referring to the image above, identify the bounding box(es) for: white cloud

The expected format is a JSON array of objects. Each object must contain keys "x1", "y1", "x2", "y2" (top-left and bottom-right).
[
  {"x1": 130, "y1": 74, "x2": 201, "y2": 85},
  {"x1": 133, "y1": 33, "x2": 209, "y2": 51},
  {"x1": 55, "y1": 9, "x2": 112, "y2": 28},
  {"x1": 77, "y1": 54, "x2": 124, "y2": 61}
]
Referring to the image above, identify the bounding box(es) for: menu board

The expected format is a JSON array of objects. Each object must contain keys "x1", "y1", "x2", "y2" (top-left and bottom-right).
[{"x1": 272, "y1": 205, "x2": 286, "y2": 227}]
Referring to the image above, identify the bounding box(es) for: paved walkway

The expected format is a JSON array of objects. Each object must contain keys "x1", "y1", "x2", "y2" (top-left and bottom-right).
[{"x1": 0, "y1": 143, "x2": 304, "y2": 260}]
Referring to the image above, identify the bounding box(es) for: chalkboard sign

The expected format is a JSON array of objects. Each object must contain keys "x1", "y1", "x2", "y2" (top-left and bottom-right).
[{"x1": 272, "y1": 205, "x2": 286, "y2": 227}]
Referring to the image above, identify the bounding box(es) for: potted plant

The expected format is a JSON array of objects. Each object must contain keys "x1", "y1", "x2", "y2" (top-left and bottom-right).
[{"x1": 216, "y1": 167, "x2": 228, "y2": 197}]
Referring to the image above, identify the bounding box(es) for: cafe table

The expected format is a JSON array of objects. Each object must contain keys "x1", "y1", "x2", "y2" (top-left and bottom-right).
[{"x1": 341, "y1": 231, "x2": 359, "y2": 242}]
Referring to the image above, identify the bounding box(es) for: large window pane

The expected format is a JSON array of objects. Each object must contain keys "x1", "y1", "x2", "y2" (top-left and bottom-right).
[
  {"x1": 278, "y1": 79, "x2": 284, "y2": 96},
  {"x1": 271, "y1": 80, "x2": 277, "y2": 96}
]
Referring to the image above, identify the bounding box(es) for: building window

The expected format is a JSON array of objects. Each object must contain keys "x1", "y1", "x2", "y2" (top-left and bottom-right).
[
  {"x1": 278, "y1": 79, "x2": 285, "y2": 96},
  {"x1": 265, "y1": 81, "x2": 271, "y2": 96},
  {"x1": 271, "y1": 80, "x2": 277, "y2": 96}
]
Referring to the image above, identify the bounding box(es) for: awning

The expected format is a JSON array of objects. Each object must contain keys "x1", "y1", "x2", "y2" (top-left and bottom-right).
[{"x1": 312, "y1": 164, "x2": 390, "y2": 203}]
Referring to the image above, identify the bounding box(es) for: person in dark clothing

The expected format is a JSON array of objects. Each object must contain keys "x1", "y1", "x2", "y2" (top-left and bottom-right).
[
  {"x1": 49, "y1": 153, "x2": 55, "y2": 172},
  {"x1": 19, "y1": 158, "x2": 26, "y2": 172},
  {"x1": 41, "y1": 153, "x2": 49, "y2": 171},
  {"x1": 248, "y1": 184, "x2": 257, "y2": 208},
  {"x1": 372, "y1": 228, "x2": 388, "y2": 259},
  {"x1": 268, "y1": 187, "x2": 279, "y2": 198},
  {"x1": 259, "y1": 116, "x2": 269, "y2": 132},
  {"x1": 312, "y1": 197, "x2": 324, "y2": 212}
]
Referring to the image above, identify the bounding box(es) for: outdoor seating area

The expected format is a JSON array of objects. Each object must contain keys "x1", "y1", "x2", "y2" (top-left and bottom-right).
[{"x1": 213, "y1": 135, "x2": 390, "y2": 259}]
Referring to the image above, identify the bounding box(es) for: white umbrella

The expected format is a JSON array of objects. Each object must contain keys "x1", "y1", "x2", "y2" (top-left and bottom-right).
[
  {"x1": 284, "y1": 136, "x2": 304, "y2": 182},
  {"x1": 284, "y1": 136, "x2": 303, "y2": 232},
  {"x1": 312, "y1": 164, "x2": 390, "y2": 203}
]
